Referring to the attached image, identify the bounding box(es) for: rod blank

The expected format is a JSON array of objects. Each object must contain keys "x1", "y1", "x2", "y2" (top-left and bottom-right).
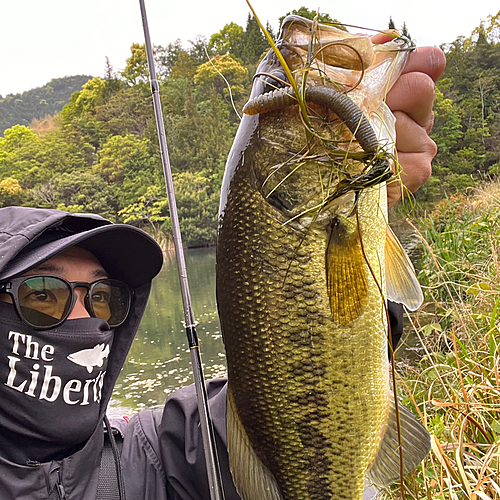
[{"x1": 138, "y1": 2, "x2": 225, "y2": 499}]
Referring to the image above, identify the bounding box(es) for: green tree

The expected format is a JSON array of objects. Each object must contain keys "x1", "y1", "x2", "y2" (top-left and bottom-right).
[
  {"x1": 188, "y1": 36, "x2": 209, "y2": 65},
  {"x1": 172, "y1": 170, "x2": 221, "y2": 246},
  {"x1": 464, "y1": 10, "x2": 500, "y2": 48},
  {"x1": 170, "y1": 51, "x2": 197, "y2": 80},
  {"x1": 60, "y1": 78, "x2": 107, "y2": 119},
  {"x1": 169, "y1": 87, "x2": 234, "y2": 174},
  {"x1": 0, "y1": 125, "x2": 40, "y2": 180},
  {"x1": 194, "y1": 54, "x2": 248, "y2": 99},
  {"x1": 431, "y1": 85, "x2": 463, "y2": 157},
  {"x1": 93, "y1": 86, "x2": 152, "y2": 138},
  {"x1": 422, "y1": 21, "x2": 500, "y2": 199},
  {"x1": 121, "y1": 43, "x2": 150, "y2": 85},
  {"x1": 119, "y1": 185, "x2": 170, "y2": 245},
  {"x1": 59, "y1": 77, "x2": 111, "y2": 149},
  {"x1": 208, "y1": 23, "x2": 244, "y2": 59},
  {"x1": 32, "y1": 171, "x2": 119, "y2": 220},
  {"x1": 121, "y1": 43, "x2": 172, "y2": 85},
  {"x1": 157, "y1": 39, "x2": 184, "y2": 77},
  {"x1": 241, "y1": 14, "x2": 270, "y2": 64},
  {"x1": 279, "y1": 7, "x2": 340, "y2": 28},
  {"x1": 94, "y1": 134, "x2": 159, "y2": 209},
  {"x1": 0, "y1": 177, "x2": 23, "y2": 206}
]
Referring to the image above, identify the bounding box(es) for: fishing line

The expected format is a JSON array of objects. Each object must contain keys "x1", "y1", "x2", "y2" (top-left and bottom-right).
[{"x1": 202, "y1": 45, "x2": 242, "y2": 120}]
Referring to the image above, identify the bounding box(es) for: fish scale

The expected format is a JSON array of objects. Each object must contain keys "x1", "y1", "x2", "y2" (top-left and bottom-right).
[
  {"x1": 217, "y1": 143, "x2": 389, "y2": 499},
  {"x1": 217, "y1": 15, "x2": 429, "y2": 500}
]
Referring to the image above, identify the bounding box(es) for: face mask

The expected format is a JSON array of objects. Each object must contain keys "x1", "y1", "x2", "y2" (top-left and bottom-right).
[{"x1": 0, "y1": 302, "x2": 114, "y2": 464}]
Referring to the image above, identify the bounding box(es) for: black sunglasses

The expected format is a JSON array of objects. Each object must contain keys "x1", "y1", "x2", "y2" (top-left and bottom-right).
[{"x1": 0, "y1": 275, "x2": 132, "y2": 330}]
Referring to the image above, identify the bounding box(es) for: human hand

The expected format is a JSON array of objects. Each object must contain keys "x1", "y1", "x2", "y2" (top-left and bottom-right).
[{"x1": 372, "y1": 33, "x2": 446, "y2": 207}]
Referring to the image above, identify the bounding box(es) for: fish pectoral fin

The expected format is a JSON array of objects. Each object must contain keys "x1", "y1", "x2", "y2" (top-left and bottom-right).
[
  {"x1": 385, "y1": 226, "x2": 423, "y2": 311},
  {"x1": 227, "y1": 388, "x2": 283, "y2": 500},
  {"x1": 326, "y1": 218, "x2": 368, "y2": 326},
  {"x1": 367, "y1": 398, "x2": 431, "y2": 487}
]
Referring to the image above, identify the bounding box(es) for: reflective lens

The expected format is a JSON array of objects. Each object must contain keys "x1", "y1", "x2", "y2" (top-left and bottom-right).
[
  {"x1": 19, "y1": 276, "x2": 72, "y2": 327},
  {"x1": 89, "y1": 280, "x2": 131, "y2": 327},
  {"x1": 6, "y1": 276, "x2": 132, "y2": 329}
]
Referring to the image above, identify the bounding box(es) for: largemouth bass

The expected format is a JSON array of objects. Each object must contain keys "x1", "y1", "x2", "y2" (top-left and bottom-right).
[{"x1": 217, "y1": 15, "x2": 429, "y2": 500}]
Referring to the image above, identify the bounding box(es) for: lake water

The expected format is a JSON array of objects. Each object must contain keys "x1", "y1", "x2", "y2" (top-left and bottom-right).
[
  {"x1": 109, "y1": 220, "x2": 422, "y2": 415},
  {"x1": 109, "y1": 247, "x2": 226, "y2": 415}
]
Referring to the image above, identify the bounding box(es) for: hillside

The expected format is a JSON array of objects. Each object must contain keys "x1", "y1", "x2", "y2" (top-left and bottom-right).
[
  {"x1": 0, "y1": 9, "x2": 499, "y2": 247},
  {"x1": 0, "y1": 75, "x2": 93, "y2": 135}
]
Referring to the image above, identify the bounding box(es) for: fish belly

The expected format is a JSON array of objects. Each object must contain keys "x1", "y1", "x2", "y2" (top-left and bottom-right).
[{"x1": 217, "y1": 166, "x2": 389, "y2": 500}]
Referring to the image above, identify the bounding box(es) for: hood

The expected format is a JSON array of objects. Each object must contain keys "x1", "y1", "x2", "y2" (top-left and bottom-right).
[{"x1": 0, "y1": 206, "x2": 164, "y2": 435}]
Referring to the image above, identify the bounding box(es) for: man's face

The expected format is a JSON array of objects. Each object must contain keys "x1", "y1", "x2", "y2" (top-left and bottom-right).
[{"x1": 0, "y1": 247, "x2": 107, "y2": 320}]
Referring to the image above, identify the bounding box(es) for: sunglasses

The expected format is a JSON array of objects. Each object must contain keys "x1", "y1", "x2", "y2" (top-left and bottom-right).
[{"x1": 0, "y1": 275, "x2": 132, "y2": 330}]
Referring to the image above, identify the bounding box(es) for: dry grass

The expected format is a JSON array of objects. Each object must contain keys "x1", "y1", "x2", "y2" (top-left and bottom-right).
[
  {"x1": 30, "y1": 114, "x2": 57, "y2": 135},
  {"x1": 381, "y1": 181, "x2": 500, "y2": 499}
]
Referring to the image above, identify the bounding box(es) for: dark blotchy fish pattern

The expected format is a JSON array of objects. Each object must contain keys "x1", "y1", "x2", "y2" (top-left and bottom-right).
[{"x1": 217, "y1": 14, "x2": 428, "y2": 500}]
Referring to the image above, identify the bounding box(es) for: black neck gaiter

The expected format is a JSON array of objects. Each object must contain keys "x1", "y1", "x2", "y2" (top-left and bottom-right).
[{"x1": 0, "y1": 302, "x2": 114, "y2": 464}]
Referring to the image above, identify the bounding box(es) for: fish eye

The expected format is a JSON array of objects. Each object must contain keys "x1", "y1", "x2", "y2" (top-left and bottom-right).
[
  {"x1": 267, "y1": 190, "x2": 296, "y2": 211},
  {"x1": 262, "y1": 68, "x2": 289, "y2": 94}
]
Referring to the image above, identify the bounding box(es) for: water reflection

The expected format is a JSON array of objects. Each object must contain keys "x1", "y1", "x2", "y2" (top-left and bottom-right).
[{"x1": 109, "y1": 248, "x2": 226, "y2": 415}]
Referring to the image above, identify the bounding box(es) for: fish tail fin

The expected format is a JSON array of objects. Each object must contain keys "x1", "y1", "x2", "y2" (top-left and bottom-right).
[
  {"x1": 385, "y1": 226, "x2": 423, "y2": 311},
  {"x1": 227, "y1": 388, "x2": 283, "y2": 500},
  {"x1": 367, "y1": 396, "x2": 431, "y2": 487}
]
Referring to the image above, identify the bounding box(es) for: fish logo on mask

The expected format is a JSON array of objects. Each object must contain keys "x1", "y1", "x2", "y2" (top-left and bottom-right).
[{"x1": 67, "y1": 343, "x2": 110, "y2": 373}]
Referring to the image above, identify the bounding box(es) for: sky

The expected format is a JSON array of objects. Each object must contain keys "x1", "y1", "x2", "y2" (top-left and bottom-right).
[{"x1": 1, "y1": 0, "x2": 499, "y2": 97}]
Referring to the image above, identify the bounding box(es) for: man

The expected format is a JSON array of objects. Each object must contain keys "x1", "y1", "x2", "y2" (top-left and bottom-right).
[{"x1": 0, "y1": 45, "x2": 445, "y2": 500}]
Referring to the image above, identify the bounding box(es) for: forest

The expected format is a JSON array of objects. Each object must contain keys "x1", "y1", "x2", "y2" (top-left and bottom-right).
[
  {"x1": 0, "y1": 75, "x2": 92, "y2": 134},
  {"x1": 0, "y1": 8, "x2": 499, "y2": 247}
]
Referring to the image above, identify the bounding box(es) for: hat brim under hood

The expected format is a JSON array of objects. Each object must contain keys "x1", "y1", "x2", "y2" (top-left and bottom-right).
[{"x1": 0, "y1": 207, "x2": 163, "y2": 287}]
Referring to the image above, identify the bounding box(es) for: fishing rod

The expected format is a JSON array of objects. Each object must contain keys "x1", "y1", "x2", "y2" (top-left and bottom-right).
[{"x1": 138, "y1": 2, "x2": 225, "y2": 499}]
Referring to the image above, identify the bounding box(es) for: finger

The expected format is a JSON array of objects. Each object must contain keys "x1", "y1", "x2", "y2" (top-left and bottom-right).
[
  {"x1": 369, "y1": 35, "x2": 446, "y2": 82},
  {"x1": 394, "y1": 111, "x2": 437, "y2": 158},
  {"x1": 401, "y1": 46, "x2": 446, "y2": 82},
  {"x1": 387, "y1": 111, "x2": 436, "y2": 206},
  {"x1": 386, "y1": 72, "x2": 436, "y2": 130},
  {"x1": 387, "y1": 148, "x2": 435, "y2": 208},
  {"x1": 370, "y1": 31, "x2": 398, "y2": 44}
]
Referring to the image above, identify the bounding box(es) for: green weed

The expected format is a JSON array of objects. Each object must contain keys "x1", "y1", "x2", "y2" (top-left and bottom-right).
[{"x1": 382, "y1": 182, "x2": 500, "y2": 500}]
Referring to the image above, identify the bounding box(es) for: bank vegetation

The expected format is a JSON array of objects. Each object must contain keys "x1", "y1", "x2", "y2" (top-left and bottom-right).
[{"x1": 383, "y1": 181, "x2": 500, "y2": 499}]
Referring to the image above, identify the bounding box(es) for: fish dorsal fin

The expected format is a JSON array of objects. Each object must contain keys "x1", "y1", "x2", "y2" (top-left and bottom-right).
[
  {"x1": 227, "y1": 388, "x2": 283, "y2": 500},
  {"x1": 385, "y1": 226, "x2": 423, "y2": 311},
  {"x1": 326, "y1": 218, "x2": 368, "y2": 325},
  {"x1": 367, "y1": 397, "x2": 431, "y2": 487}
]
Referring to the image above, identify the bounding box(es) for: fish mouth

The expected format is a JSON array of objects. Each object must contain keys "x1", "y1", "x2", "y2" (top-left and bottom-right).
[
  {"x1": 246, "y1": 14, "x2": 377, "y2": 109},
  {"x1": 242, "y1": 15, "x2": 410, "y2": 227},
  {"x1": 245, "y1": 14, "x2": 413, "y2": 118},
  {"x1": 243, "y1": 15, "x2": 384, "y2": 166}
]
